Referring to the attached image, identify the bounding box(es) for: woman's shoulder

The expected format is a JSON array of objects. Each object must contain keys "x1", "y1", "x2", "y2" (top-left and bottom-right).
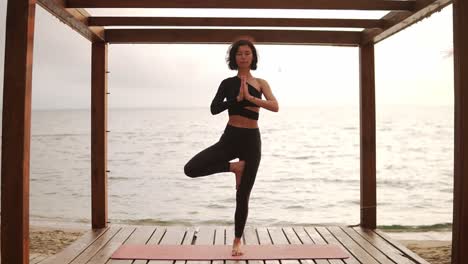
[{"x1": 255, "y1": 77, "x2": 270, "y2": 89}]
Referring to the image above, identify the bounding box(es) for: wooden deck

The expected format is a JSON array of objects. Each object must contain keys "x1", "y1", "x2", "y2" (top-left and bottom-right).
[{"x1": 37, "y1": 225, "x2": 430, "y2": 264}]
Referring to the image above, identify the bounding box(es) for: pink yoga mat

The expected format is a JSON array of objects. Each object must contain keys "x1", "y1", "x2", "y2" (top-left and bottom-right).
[{"x1": 111, "y1": 244, "x2": 350, "y2": 260}]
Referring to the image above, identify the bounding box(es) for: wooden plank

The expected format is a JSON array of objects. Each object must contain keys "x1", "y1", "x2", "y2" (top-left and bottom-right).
[
  {"x1": 174, "y1": 228, "x2": 196, "y2": 264},
  {"x1": 256, "y1": 227, "x2": 280, "y2": 264},
  {"x1": 37, "y1": 0, "x2": 104, "y2": 41},
  {"x1": 359, "y1": 42, "x2": 376, "y2": 229},
  {"x1": 29, "y1": 254, "x2": 42, "y2": 262},
  {"x1": 105, "y1": 29, "x2": 361, "y2": 46},
  {"x1": 148, "y1": 227, "x2": 187, "y2": 264},
  {"x1": 89, "y1": 17, "x2": 384, "y2": 29},
  {"x1": 453, "y1": 1, "x2": 468, "y2": 263},
  {"x1": 41, "y1": 227, "x2": 110, "y2": 264},
  {"x1": 30, "y1": 254, "x2": 48, "y2": 264},
  {"x1": 268, "y1": 228, "x2": 300, "y2": 264},
  {"x1": 312, "y1": 227, "x2": 359, "y2": 264},
  {"x1": 243, "y1": 227, "x2": 263, "y2": 264},
  {"x1": 373, "y1": 230, "x2": 430, "y2": 264},
  {"x1": 361, "y1": 0, "x2": 452, "y2": 44},
  {"x1": 65, "y1": 226, "x2": 120, "y2": 264},
  {"x1": 67, "y1": 0, "x2": 415, "y2": 10},
  {"x1": 213, "y1": 227, "x2": 225, "y2": 264},
  {"x1": 282, "y1": 227, "x2": 317, "y2": 264},
  {"x1": 133, "y1": 227, "x2": 166, "y2": 264},
  {"x1": 86, "y1": 227, "x2": 135, "y2": 264},
  {"x1": 108, "y1": 226, "x2": 157, "y2": 264},
  {"x1": 327, "y1": 227, "x2": 379, "y2": 264},
  {"x1": 339, "y1": 227, "x2": 394, "y2": 264},
  {"x1": 91, "y1": 41, "x2": 108, "y2": 229},
  {"x1": 352, "y1": 227, "x2": 415, "y2": 264},
  {"x1": 29, "y1": 253, "x2": 40, "y2": 260},
  {"x1": 187, "y1": 226, "x2": 215, "y2": 264},
  {"x1": 1, "y1": 0, "x2": 36, "y2": 263},
  {"x1": 293, "y1": 227, "x2": 335, "y2": 264}
]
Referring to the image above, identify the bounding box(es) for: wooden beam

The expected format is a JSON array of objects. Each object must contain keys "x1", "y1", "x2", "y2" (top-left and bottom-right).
[
  {"x1": 37, "y1": 0, "x2": 104, "y2": 42},
  {"x1": 359, "y1": 43, "x2": 376, "y2": 229},
  {"x1": 1, "y1": 0, "x2": 35, "y2": 263},
  {"x1": 89, "y1": 17, "x2": 385, "y2": 29},
  {"x1": 452, "y1": 0, "x2": 468, "y2": 262},
  {"x1": 361, "y1": 0, "x2": 452, "y2": 44},
  {"x1": 91, "y1": 42, "x2": 108, "y2": 229},
  {"x1": 68, "y1": 0, "x2": 415, "y2": 11},
  {"x1": 105, "y1": 29, "x2": 361, "y2": 46}
]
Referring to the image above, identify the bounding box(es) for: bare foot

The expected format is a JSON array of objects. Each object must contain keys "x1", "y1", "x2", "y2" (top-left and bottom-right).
[
  {"x1": 232, "y1": 238, "x2": 243, "y2": 256},
  {"x1": 230, "y1": 160, "x2": 245, "y2": 190}
]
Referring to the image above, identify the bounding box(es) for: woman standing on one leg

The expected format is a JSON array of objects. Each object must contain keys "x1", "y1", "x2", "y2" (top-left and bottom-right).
[{"x1": 184, "y1": 38, "x2": 279, "y2": 256}]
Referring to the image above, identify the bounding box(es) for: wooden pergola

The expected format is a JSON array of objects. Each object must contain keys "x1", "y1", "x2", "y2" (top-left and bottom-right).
[{"x1": 1, "y1": 0, "x2": 466, "y2": 263}]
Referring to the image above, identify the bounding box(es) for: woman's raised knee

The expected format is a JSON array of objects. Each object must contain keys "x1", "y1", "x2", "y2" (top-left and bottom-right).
[{"x1": 184, "y1": 162, "x2": 197, "y2": 178}]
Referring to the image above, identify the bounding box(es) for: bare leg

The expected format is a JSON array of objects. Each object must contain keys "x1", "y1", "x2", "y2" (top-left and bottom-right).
[
  {"x1": 230, "y1": 160, "x2": 245, "y2": 190},
  {"x1": 232, "y1": 237, "x2": 243, "y2": 256}
]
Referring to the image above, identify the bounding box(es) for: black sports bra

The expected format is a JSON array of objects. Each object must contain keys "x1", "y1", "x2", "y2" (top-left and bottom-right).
[{"x1": 210, "y1": 76, "x2": 262, "y2": 120}]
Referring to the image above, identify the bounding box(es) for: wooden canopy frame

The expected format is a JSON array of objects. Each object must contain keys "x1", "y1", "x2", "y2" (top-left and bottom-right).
[{"x1": 1, "y1": 0, "x2": 466, "y2": 263}]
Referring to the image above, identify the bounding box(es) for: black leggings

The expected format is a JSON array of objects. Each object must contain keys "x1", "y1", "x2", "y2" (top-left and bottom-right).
[{"x1": 184, "y1": 125, "x2": 261, "y2": 238}]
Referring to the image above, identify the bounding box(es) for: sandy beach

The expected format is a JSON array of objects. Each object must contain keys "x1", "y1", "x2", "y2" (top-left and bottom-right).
[
  {"x1": 29, "y1": 224, "x2": 452, "y2": 263},
  {"x1": 388, "y1": 231, "x2": 452, "y2": 264},
  {"x1": 30, "y1": 224, "x2": 87, "y2": 258},
  {"x1": 401, "y1": 240, "x2": 451, "y2": 264}
]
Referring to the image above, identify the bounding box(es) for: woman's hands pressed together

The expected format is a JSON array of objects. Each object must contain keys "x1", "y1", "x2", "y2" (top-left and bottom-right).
[
  {"x1": 238, "y1": 75, "x2": 254, "y2": 102},
  {"x1": 236, "y1": 76, "x2": 245, "y2": 102}
]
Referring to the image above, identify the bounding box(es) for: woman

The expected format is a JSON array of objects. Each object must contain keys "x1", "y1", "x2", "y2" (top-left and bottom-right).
[{"x1": 184, "y1": 39, "x2": 279, "y2": 256}]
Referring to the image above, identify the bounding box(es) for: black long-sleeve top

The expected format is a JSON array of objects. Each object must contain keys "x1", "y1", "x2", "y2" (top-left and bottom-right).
[{"x1": 210, "y1": 76, "x2": 262, "y2": 119}]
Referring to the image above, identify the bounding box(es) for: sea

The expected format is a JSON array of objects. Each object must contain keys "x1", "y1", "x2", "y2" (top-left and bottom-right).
[{"x1": 0, "y1": 106, "x2": 455, "y2": 230}]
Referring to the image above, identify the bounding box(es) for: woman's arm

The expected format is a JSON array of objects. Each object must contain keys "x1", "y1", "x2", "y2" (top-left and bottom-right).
[
  {"x1": 246, "y1": 78, "x2": 279, "y2": 112},
  {"x1": 210, "y1": 80, "x2": 237, "y2": 115}
]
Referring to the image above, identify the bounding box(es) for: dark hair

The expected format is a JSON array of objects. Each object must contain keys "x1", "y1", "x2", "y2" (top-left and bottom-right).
[{"x1": 226, "y1": 39, "x2": 258, "y2": 70}]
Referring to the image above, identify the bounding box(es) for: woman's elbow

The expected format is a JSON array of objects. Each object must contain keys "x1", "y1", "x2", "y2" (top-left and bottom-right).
[
  {"x1": 210, "y1": 106, "x2": 218, "y2": 115},
  {"x1": 273, "y1": 102, "x2": 279, "y2": 112}
]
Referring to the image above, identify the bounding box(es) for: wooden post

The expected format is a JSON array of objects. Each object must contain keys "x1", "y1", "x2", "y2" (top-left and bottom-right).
[
  {"x1": 1, "y1": 0, "x2": 36, "y2": 263},
  {"x1": 91, "y1": 42, "x2": 108, "y2": 229},
  {"x1": 452, "y1": 0, "x2": 468, "y2": 262},
  {"x1": 359, "y1": 43, "x2": 377, "y2": 229}
]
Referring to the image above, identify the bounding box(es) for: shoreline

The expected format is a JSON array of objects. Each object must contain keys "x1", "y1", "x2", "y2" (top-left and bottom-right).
[{"x1": 28, "y1": 222, "x2": 452, "y2": 263}]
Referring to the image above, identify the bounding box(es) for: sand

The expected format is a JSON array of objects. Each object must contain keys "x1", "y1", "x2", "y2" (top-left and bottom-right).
[
  {"x1": 29, "y1": 225, "x2": 452, "y2": 263},
  {"x1": 401, "y1": 240, "x2": 451, "y2": 264},
  {"x1": 29, "y1": 223, "x2": 87, "y2": 258},
  {"x1": 388, "y1": 231, "x2": 452, "y2": 263}
]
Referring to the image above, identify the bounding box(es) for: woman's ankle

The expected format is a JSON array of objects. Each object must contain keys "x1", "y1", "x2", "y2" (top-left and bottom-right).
[{"x1": 229, "y1": 162, "x2": 235, "y2": 172}]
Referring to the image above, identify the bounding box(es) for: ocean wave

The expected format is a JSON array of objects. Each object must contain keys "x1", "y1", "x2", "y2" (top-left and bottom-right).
[
  {"x1": 207, "y1": 204, "x2": 228, "y2": 209},
  {"x1": 290, "y1": 155, "x2": 317, "y2": 160},
  {"x1": 30, "y1": 215, "x2": 90, "y2": 224},
  {"x1": 32, "y1": 133, "x2": 88, "y2": 137},
  {"x1": 110, "y1": 218, "x2": 234, "y2": 226},
  {"x1": 378, "y1": 223, "x2": 452, "y2": 232},
  {"x1": 109, "y1": 176, "x2": 132, "y2": 180},
  {"x1": 284, "y1": 205, "x2": 305, "y2": 210},
  {"x1": 29, "y1": 214, "x2": 453, "y2": 232}
]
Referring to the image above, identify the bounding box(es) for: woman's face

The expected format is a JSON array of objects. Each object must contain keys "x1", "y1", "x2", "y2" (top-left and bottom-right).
[{"x1": 235, "y1": 45, "x2": 253, "y2": 69}]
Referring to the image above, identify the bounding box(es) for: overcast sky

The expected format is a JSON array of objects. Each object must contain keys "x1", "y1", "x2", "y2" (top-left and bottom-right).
[{"x1": 0, "y1": 1, "x2": 454, "y2": 110}]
